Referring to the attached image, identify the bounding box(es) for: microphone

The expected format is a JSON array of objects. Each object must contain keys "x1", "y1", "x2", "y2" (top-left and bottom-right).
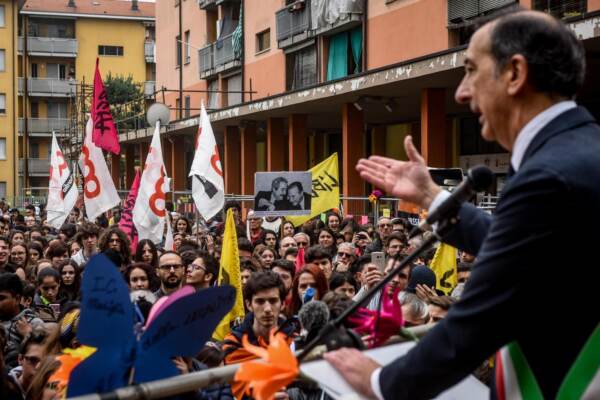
[
  {"x1": 298, "y1": 300, "x2": 330, "y2": 334},
  {"x1": 410, "y1": 165, "x2": 493, "y2": 238}
]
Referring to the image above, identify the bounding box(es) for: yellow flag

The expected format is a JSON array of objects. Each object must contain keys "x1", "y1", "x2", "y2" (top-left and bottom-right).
[
  {"x1": 213, "y1": 208, "x2": 245, "y2": 340},
  {"x1": 287, "y1": 153, "x2": 340, "y2": 227},
  {"x1": 429, "y1": 243, "x2": 458, "y2": 295}
]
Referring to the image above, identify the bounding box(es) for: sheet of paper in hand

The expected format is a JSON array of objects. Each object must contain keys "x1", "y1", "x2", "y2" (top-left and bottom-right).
[
  {"x1": 301, "y1": 342, "x2": 489, "y2": 400},
  {"x1": 254, "y1": 171, "x2": 312, "y2": 217},
  {"x1": 68, "y1": 254, "x2": 236, "y2": 397}
]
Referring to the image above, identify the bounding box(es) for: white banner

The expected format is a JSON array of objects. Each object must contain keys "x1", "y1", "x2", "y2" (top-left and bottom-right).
[
  {"x1": 79, "y1": 117, "x2": 121, "y2": 221},
  {"x1": 47, "y1": 132, "x2": 78, "y2": 228}
]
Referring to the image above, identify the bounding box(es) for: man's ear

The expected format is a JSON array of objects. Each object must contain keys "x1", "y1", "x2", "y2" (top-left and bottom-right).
[
  {"x1": 506, "y1": 54, "x2": 528, "y2": 96},
  {"x1": 204, "y1": 273, "x2": 213, "y2": 284},
  {"x1": 245, "y1": 299, "x2": 252, "y2": 312}
]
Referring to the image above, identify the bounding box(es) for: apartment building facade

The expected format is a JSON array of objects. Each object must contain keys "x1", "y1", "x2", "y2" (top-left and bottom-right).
[
  {"x1": 18, "y1": 0, "x2": 155, "y2": 196},
  {"x1": 118, "y1": 0, "x2": 600, "y2": 214}
]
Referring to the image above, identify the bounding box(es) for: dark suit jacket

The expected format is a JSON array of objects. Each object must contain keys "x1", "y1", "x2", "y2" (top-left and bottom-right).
[{"x1": 379, "y1": 107, "x2": 600, "y2": 399}]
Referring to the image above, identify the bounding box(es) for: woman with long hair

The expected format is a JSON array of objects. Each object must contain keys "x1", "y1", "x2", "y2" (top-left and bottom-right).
[
  {"x1": 123, "y1": 262, "x2": 159, "y2": 292},
  {"x1": 289, "y1": 263, "x2": 329, "y2": 316},
  {"x1": 174, "y1": 216, "x2": 192, "y2": 236},
  {"x1": 57, "y1": 260, "x2": 81, "y2": 303},
  {"x1": 9, "y1": 243, "x2": 28, "y2": 281},
  {"x1": 134, "y1": 239, "x2": 158, "y2": 267},
  {"x1": 98, "y1": 227, "x2": 132, "y2": 265},
  {"x1": 279, "y1": 220, "x2": 295, "y2": 238},
  {"x1": 254, "y1": 245, "x2": 277, "y2": 270},
  {"x1": 260, "y1": 229, "x2": 278, "y2": 251},
  {"x1": 317, "y1": 227, "x2": 337, "y2": 257}
]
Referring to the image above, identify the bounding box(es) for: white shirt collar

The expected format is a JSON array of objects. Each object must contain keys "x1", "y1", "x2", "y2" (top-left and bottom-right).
[{"x1": 510, "y1": 100, "x2": 577, "y2": 171}]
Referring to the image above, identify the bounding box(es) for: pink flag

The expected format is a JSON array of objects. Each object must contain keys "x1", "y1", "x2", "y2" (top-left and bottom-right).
[
  {"x1": 119, "y1": 170, "x2": 141, "y2": 254},
  {"x1": 295, "y1": 247, "x2": 305, "y2": 273},
  {"x1": 92, "y1": 58, "x2": 120, "y2": 154}
]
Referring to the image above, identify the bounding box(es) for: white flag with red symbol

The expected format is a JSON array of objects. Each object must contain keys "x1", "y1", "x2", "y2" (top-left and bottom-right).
[
  {"x1": 47, "y1": 132, "x2": 79, "y2": 228},
  {"x1": 133, "y1": 122, "x2": 170, "y2": 244},
  {"x1": 79, "y1": 117, "x2": 121, "y2": 221},
  {"x1": 189, "y1": 102, "x2": 224, "y2": 221}
]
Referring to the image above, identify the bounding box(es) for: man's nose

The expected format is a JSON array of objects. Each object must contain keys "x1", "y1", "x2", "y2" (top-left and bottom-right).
[{"x1": 455, "y1": 77, "x2": 471, "y2": 104}]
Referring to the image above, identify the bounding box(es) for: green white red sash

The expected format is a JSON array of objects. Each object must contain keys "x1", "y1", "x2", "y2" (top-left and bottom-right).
[{"x1": 495, "y1": 324, "x2": 599, "y2": 400}]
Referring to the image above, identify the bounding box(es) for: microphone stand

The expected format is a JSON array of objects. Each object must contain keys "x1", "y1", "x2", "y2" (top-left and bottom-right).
[{"x1": 296, "y1": 216, "x2": 458, "y2": 362}]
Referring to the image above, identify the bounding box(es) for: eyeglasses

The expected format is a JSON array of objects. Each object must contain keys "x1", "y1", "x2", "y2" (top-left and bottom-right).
[
  {"x1": 378, "y1": 223, "x2": 392, "y2": 228},
  {"x1": 159, "y1": 264, "x2": 184, "y2": 271},
  {"x1": 187, "y1": 263, "x2": 206, "y2": 272},
  {"x1": 296, "y1": 241, "x2": 308, "y2": 248},
  {"x1": 23, "y1": 355, "x2": 41, "y2": 365},
  {"x1": 337, "y1": 252, "x2": 353, "y2": 258}
]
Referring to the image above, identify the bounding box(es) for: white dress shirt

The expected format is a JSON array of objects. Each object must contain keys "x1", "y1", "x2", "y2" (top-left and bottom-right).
[{"x1": 368, "y1": 100, "x2": 576, "y2": 400}]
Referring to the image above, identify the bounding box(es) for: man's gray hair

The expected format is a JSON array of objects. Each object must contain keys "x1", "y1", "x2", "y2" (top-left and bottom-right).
[
  {"x1": 293, "y1": 232, "x2": 310, "y2": 245},
  {"x1": 338, "y1": 242, "x2": 356, "y2": 251},
  {"x1": 399, "y1": 291, "x2": 429, "y2": 321},
  {"x1": 272, "y1": 177, "x2": 288, "y2": 190}
]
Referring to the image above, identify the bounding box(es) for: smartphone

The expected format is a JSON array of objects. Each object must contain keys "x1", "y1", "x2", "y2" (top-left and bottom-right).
[{"x1": 371, "y1": 251, "x2": 386, "y2": 272}]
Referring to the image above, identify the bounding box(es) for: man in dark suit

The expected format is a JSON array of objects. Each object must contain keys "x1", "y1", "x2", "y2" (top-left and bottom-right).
[
  {"x1": 325, "y1": 10, "x2": 600, "y2": 399},
  {"x1": 287, "y1": 181, "x2": 311, "y2": 211},
  {"x1": 255, "y1": 177, "x2": 290, "y2": 211}
]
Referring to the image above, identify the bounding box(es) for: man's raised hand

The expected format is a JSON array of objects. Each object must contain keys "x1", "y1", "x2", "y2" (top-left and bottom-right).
[{"x1": 356, "y1": 136, "x2": 441, "y2": 209}]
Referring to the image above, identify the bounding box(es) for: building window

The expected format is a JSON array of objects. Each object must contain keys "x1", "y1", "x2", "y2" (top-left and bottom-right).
[
  {"x1": 286, "y1": 45, "x2": 317, "y2": 91},
  {"x1": 29, "y1": 142, "x2": 39, "y2": 159},
  {"x1": 256, "y1": 29, "x2": 270, "y2": 54},
  {"x1": 30, "y1": 102, "x2": 39, "y2": 118},
  {"x1": 532, "y1": 0, "x2": 586, "y2": 19},
  {"x1": 0, "y1": 50, "x2": 5, "y2": 72},
  {"x1": 326, "y1": 27, "x2": 362, "y2": 81},
  {"x1": 226, "y1": 74, "x2": 242, "y2": 106},
  {"x1": 0, "y1": 139, "x2": 6, "y2": 160},
  {"x1": 98, "y1": 46, "x2": 124, "y2": 56},
  {"x1": 0, "y1": 182, "x2": 6, "y2": 199},
  {"x1": 184, "y1": 95, "x2": 191, "y2": 118},
  {"x1": 176, "y1": 35, "x2": 182, "y2": 67},
  {"x1": 0, "y1": 94, "x2": 5, "y2": 114},
  {"x1": 184, "y1": 31, "x2": 191, "y2": 64},
  {"x1": 31, "y1": 63, "x2": 38, "y2": 78},
  {"x1": 208, "y1": 79, "x2": 219, "y2": 109},
  {"x1": 0, "y1": 6, "x2": 5, "y2": 28},
  {"x1": 175, "y1": 98, "x2": 181, "y2": 119}
]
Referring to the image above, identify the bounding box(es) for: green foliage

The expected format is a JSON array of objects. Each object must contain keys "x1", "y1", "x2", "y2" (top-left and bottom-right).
[{"x1": 103, "y1": 73, "x2": 145, "y2": 130}]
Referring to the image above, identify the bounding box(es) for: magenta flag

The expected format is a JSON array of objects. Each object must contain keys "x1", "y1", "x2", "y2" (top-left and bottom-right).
[
  {"x1": 119, "y1": 170, "x2": 141, "y2": 254},
  {"x1": 92, "y1": 58, "x2": 120, "y2": 154}
]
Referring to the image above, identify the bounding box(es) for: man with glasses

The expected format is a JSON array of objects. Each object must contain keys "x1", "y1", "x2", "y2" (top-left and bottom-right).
[
  {"x1": 278, "y1": 236, "x2": 297, "y2": 258},
  {"x1": 11, "y1": 330, "x2": 47, "y2": 396},
  {"x1": 366, "y1": 217, "x2": 393, "y2": 254},
  {"x1": 184, "y1": 250, "x2": 218, "y2": 291},
  {"x1": 154, "y1": 251, "x2": 185, "y2": 299},
  {"x1": 293, "y1": 232, "x2": 310, "y2": 249},
  {"x1": 335, "y1": 242, "x2": 357, "y2": 272}
]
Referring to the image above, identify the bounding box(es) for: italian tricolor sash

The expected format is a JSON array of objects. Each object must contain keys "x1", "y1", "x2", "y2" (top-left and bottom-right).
[{"x1": 495, "y1": 324, "x2": 599, "y2": 400}]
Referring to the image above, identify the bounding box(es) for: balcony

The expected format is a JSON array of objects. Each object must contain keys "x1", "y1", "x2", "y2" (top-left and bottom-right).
[
  {"x1": 198, "y1": 0, "x2": 217, "y2": 9},
  {"x1": 18, "y1": 78, "x2": 77, "y2": 97},
  {"x1": 532, "y1": 0, "x2": 586, "y2": 19},
  {"x1": 448, "y1": 0, "x2": 517, "y2": 24},
  {"x1": 310, "y1": 0, "x2": 364, "y2": 36},
  {"x1": 276, "y1": 1, "x2": 313, "y2": 49},
  {"x1": 145, "y1": 41, "x2": 155, "y2": 63},
  {"x1": 144, "y1": 81, "x2": 156, "y2": 97},
  {"x1": 18, "y1": 118, "x2": 70, "y2": 136},
  {"x1": 18, "y1": 37, "x2": 78, "y2": 57},
  {"x1": 19, "y1": 158, "x2": 50, "y2": 176},
  {"x1": 198, "y1": 32, "x2": 242, "y2": 79}
]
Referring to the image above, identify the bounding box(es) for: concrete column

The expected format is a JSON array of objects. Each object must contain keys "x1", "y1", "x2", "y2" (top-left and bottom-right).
[
  {"x1": 342, "y1": 103, "x2": 364, "y2": 215},
  {"x1": 420, "y1": 88, "x2": 448, "y2": 167},
  {"x1": 110, "y1": 153, "x2": 121, "y2": 190},
  {"x1": 288, "y1": 114, "x2": 307, "y2": 171},
  {"x1": 170, "y1": 136, "x2": 186, "y2": 192},
  {"x1": 224, "y1": 126, "x2": 241, "y2": 194},
  {"x1": 267, "y1": 118, "x2": 285, "y2": 171},
  {"x1": 240, "y1": 124, "x2": 257, "y2": 195},
  {"x1": 125, "y1": 145, "x2": 136, "y2": 188}
]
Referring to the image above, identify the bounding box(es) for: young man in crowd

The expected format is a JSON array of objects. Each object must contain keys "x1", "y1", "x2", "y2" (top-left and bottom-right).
[
  {"x1": 71, "y1": 222, "x2": 100, "y2": 267},
  {"x1": 154, "y1": 251, "x2": 185, "y2": 299},
  {"x1": 304, "y1": 246, "x2": 333, "y2": 280}
]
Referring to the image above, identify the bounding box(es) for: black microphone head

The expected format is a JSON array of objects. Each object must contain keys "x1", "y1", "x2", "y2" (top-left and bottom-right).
[
  {"x1": 467, "y1": 165, "x2": 494, "y2": 192},
  {"x1": 298, "y1": 300, "x2": 330, "y2": 333}
]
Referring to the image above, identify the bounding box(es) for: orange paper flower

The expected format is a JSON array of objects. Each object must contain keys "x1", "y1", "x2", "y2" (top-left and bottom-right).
[
  {"x1": 234, "y1": 331, "x2": 299, "y2": 400},
  {"x1": 48, "y1": 346, "x2": 96, "y2": 399}
]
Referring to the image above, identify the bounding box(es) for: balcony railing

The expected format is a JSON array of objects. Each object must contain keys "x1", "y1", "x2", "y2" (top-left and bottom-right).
[
  {"x1": 310, "y1": 0, "x2": 364, "y2": 36},
  {"x1": 18, "y1": 118, "x2": 70, "y2": 135},
  {"x1": 448, "y1": 0, "x2": 517, "y2": 23},
  {"x1": 18, "y1": 78, "x2": 77, "y2": 97},
  {"x1": 198, "y1": 32, "x2": 242, "y2": 79},
  {"x1": 19, "y1": 158, "x2": 50, "y2": 176},
  {"x1": 276, "y1": 1, "x2": 313, "y2": 48},
  {"x1": 144, "y1": 81, "x2": 156, "y2": 97},
  {"x1": 145, "y1": 41, "x2": 155, "y2": 63},
  {"x1": 18, "y1": 37, "x2": 77, "y2": 57}
]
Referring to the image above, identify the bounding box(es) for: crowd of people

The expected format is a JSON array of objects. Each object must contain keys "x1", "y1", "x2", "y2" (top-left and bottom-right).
[{"x1": 0, "y1": 199, "x2": 473, "y2": 400}]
